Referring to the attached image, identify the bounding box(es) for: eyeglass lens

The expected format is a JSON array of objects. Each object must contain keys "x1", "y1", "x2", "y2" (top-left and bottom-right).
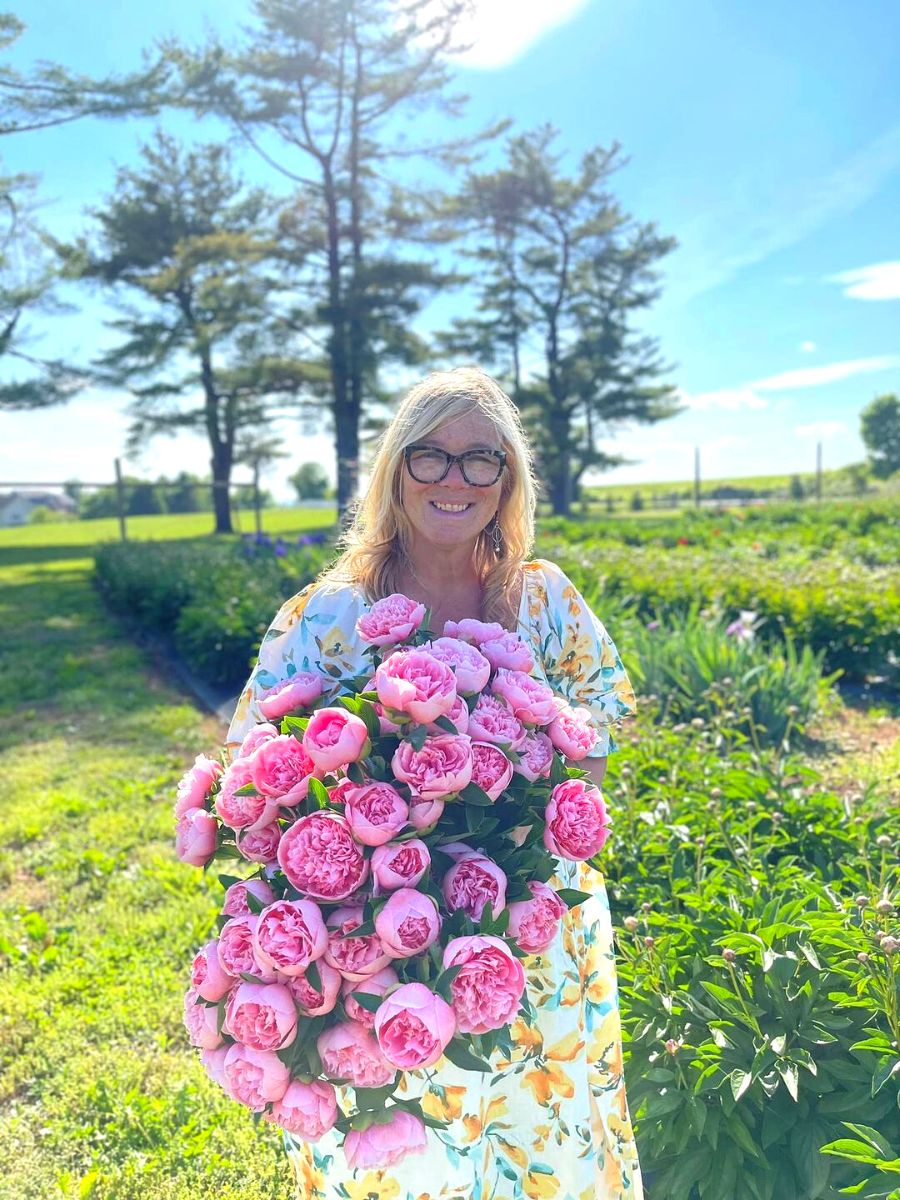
[{"x1": 407, "y1": 448, "x2": 502, "y2": 486}]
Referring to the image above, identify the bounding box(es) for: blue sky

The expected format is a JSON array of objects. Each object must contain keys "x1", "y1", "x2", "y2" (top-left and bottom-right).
[{"x1": 2, "y1": 0, "x2": 899, "y2": 496}]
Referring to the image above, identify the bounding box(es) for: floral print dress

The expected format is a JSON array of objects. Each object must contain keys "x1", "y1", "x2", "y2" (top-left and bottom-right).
[{"x1": 227, "y1": 558, "x2": 643, "y2": 1200}]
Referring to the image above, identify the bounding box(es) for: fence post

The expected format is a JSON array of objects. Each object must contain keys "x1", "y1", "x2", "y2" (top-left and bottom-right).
[
  {"x1": 114, "y1": 458, "x2": 127, "y2": 542},
  {"x1": 694, "y1": 446, "x2": 701, "y2": 507}
]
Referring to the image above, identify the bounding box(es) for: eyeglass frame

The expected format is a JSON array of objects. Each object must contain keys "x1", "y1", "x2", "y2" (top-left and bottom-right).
[{"x1": 402, "y1": 442, "x2": 508, "y2": 487}]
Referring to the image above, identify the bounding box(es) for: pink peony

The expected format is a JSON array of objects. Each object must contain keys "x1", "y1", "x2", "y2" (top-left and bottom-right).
[
  {"x1": 200, "y1": 1046, "x2": 229, "y2": 1090},
  {"x1": 391, "y1": 734, "x2": 473, "y2": 801},
  {"x1": 342, "y1": 966, "x2": 400, "y2": 1028},
  {"x1": 191, "y1": 939, "x2": 235, "y2": 1002},
  {"x1": 374, "y1": 982, "x2": 456, "y2": 1069},
  {"x1": 507, "y1": 881, "x2": 568, "y2": 954},
  {"x1": 442, "y1": 855, "x2": 507, "y2": 921},
  {"x1": 222, "y1": 877, "x2": 275, "y2": 917},
  {"x1": 217, "y1": 915, "x2": 278, "y2": 982},
  {"x1": 470, "y1": 741, "x2": 514, "y2": 801},
  {"x1": 515, "y1": 731, "x2": 555, "y2": 782},
  {"x1": 216, "y1": 758, "x2": 280, "y2": 832},
  {"x1": 407, "y1": 794, "x2": 445, "y2": 831},
  {"x1": 236, "y1": 824, "x2": 282, "y2": 865},
  {"x1": 285, "y1": 960, "x2": 343, "y2": 1017},
  {"x1": 425, "y1": 692, "x2": 470, "y2": 736},
  {"x1": 344, "y1": 1109, "x2": 428, "y2": 1171},
  {"x1": 479, "y1": 631, "x2": 535, "y2": 673},
  {"x1": 491, "y1": 669, "x2": 558, "y2": 727},
  {"x1": 277, "y1": 812, "x2": 369, "y2": 901},
  {"x1": 224, "y1": 981, "x2": 297, "y2": 1051},
  {"x1": 544, "y1": 778, "x2": 610, "y2": 860},
  {"x1": 175, "y1": 807, "x2": 218, "y2": 867},
  {"x1": 356, "y1": 594, "x2": 427, "y2": 647},
  {"x1": 174, "y1": 754, "x2": 223, "y2": 818},
  {"x1": 183, "y1": 987, "x2": 223, "y2": 1050},
  {"x1": 302, "y1": 708, "x2": 370, "y2": 773},
  {"x1": 251, "y1": 735, "x2": 319, "y2": 805},
  {"x1": 442, "y1": 618, "x2": 505, "y2": 645},
  {"x1": 345, "y1": 781, "x2": 409, "y2": 847},
  {"x1": 467, "y1": 694, "x2": 527, "y2": 750},
  {"x1": 374, "y1": 649, "x2": 458, "y2": 725},
  {"x1": 316, "y1": 1021, "x2": 397, "y2": 1088},
  {"x1": 325, "y1": 904, "x2": 393, "y2": 981},
  {"x1": 374, "y1": 889, "x2": 442, "y2": 959},
  {"x1": 252, "y1": 899, "x2": 328, "y2": 976},
  {"x1": 423, "y1": 637, "x2": 492, "y2": 695},
  {"x1": 223, "y1": 1043, "x2": 290, "y2": 1111},
  {"x1": 547, "y1": 705, "x2": 600, "y2": 761},
  {"x1": 371, "y1": 839, "x2": 431, "y2": 891},
  {"x1": 238, "y1": 722, "x2": 279, "y2": 758},
  {"x1": 327, "y1": 777, "x2": 358, "y2": 806},
  {"x1": 442, "y1": 935, "x2": 526, "y2": 1034},
  {"x1": 265, "y1": 1079, "x2": 338, "y2": 1140},
  {"x1": 257, "y1": 672, "x2": 323, "y2": 720}
]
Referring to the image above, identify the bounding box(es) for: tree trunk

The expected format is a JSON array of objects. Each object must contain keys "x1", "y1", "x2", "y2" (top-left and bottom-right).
[
  {"x1": 322, "y1": 164, "x2": 354, "y2": 521},
  {"x1": 210, "y1": 442, "x2": 233, "y2": 534}
]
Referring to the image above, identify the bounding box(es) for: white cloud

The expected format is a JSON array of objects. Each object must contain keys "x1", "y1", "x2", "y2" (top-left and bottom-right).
[
  {"x1": 800, "y1": 341, "x2": 817, "y2": 353},
  {"x1": 419, "y1": 0, "x2": 590, "y2": 70},
  {"x1": 750, "y1": 355, "x2": 900, "y2": 391},
  {"x1": 795, "y1": 420, "x2": 847, "y2": 440},
  {"x1": 663, "y1": 123, "x2": 900, "y2": 305},
  {"x1": 827, "y1": 261, "x2": 900, "y2": 301},
  {"x1": 679, "y1": 386, "x2": 768, "y2": 412}
]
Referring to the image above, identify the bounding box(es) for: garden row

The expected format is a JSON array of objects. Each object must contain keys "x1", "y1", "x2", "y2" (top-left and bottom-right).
[{"x1": 93, "y1": 501, "x2": 898, "y2": 702}]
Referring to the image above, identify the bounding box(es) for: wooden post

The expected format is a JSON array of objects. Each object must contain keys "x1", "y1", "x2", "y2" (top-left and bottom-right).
[
  {"x1": 816, "y1": 442, "x2": 823, "y2": 501},
  {"x1": 114, "y1": 458, "x2": 127, "y2": 542},
  {"x1": 694, "y1": 446, "x2": 701, "y2": 507},
  {"x1": 254, "y1": 464, "x2": 262, "y2": 536}
]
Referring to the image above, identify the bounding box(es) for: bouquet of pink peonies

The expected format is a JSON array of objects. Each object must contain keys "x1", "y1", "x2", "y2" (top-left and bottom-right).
[{"x1": 176, "y1": 593, "x2": 611, "y2": 1166}]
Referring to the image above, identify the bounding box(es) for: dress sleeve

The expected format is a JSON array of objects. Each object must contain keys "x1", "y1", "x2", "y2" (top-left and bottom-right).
[
  {"x1": 532, "y1": 559, "x2": 637, "y2": 757},
  {"x1": 224, "y1": 581, "x2": 365, "y2": 758}
]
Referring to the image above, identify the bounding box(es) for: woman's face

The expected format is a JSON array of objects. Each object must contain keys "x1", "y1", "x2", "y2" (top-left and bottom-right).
[{"x1": 399, "y1": 409, "x2": 506, "y2": 557}]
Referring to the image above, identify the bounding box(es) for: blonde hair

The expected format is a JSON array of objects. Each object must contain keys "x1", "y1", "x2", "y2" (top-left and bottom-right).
[{"x1": 322, "y1": 366, "x2": 536, "y2": 627}]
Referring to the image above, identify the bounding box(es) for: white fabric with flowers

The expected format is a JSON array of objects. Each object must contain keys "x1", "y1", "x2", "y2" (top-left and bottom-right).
[{"x1": 227, "y1": 558, "x2": 643, "y2": 1200}]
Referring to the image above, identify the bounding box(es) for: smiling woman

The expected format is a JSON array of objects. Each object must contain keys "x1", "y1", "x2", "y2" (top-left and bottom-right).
[{"x1": 226, "y1": 366, "x2": 642, "y2": 1200}]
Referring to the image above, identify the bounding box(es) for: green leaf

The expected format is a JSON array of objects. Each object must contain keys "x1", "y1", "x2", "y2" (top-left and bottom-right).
[
  {"x1": 305, "y1": 960, "x2": 322, "y2": 993},
  {"x1": 442, "y1": 1038, "x2": 492, "y2": 1073},
  {"x1": 557, "y1": 888, "x2": 592, "y2": 907},
  {"x1": 459, "y1": 782, "x2": 494, "y2": 807},
  {"x1": 348, "y1": 990, "x2": 383, "y2": 1014},
  {"x1": 730, "y1": 1070, "x2": 753, "y2": 1102},
  {"x1": 433, "y1": 715, "x2": 458, "y2": 734},
  {"x1": 307, "y1": 777, "x2": 330, "y2": 808},
  {"x1": 777, "y1": 1060, "x2": 799, "y2": 1101},
  {"x1": 871, "y1": 1056, "x2": 900, "y2": 1096}
]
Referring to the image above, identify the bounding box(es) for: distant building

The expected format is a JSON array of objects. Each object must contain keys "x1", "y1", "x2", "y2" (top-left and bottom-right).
[{"x1": 0, "y1": 490, "x2": 77, "y2": 526}]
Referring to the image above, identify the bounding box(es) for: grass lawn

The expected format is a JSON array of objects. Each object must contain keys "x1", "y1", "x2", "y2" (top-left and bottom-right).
[{"x1": 0, "y1": 543, "x2": 290, "y2": 1198}]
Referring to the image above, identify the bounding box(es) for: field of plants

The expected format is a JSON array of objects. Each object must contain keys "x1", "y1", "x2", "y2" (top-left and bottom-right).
[{"x1": 0, "y1": 499, "x2": 897, "y2": 1200}]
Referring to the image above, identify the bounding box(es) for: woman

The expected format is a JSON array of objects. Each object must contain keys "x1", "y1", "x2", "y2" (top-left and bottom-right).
[{"x1": 227, "y1": 367, "x2": 643, "y2": 1200}]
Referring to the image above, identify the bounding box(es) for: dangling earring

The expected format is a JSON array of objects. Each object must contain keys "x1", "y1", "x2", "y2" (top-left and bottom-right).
[{"x1": 490, "y1": 516, "x2": 503, "y2": 554}]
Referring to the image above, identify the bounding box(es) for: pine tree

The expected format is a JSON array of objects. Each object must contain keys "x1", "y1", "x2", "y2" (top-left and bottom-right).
[
  {"x1": 66, "y1": 132, "x2": 323, "y2": 533},
  {"x1": 442, "y1": 127, "x2": 680, "y2": 515},
  {"x1": 168, "y1": 0, "x2": 499, "y2": 517}
]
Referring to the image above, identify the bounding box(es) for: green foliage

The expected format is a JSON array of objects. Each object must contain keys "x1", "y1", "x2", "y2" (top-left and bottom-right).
[
  {"x1": 536, "y1": 501, "x2": 900, "y2": 685},
  {"x1": 443, "y1": 125, "x2": 678, "y2": 516},
  {"x1": 607, "y1": 720, "x2": 900, "y2": 1200},
  {"x1": 860, "y1": 393, "x2": 900, "y2": 480},
  {"x1": 289, "y1": 461, "x2": 331, "y2": 501},
  {"x1": 94, "y1": 534, "x2": 334, "y2": 686},
  {"x1": 628, "y1": 609, "x2": 830, "y2": 746}
]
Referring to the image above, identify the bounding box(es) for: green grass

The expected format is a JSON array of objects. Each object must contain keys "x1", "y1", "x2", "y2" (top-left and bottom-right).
[
  {"x1": 0, "y1": 549, "x2": 289, "y2": 1198},
  {"x1": 0, "y1": 505, "x2": 338, "y2": 550}
]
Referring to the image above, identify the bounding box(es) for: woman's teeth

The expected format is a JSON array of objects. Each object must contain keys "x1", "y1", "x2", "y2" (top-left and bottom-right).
[{"x1": 431, "y1": 501, "x2": 471, "y2": 512}]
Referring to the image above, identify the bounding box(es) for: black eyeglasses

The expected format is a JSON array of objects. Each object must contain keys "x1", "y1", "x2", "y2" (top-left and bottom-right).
[{"x1": 404, "y1": 443, "x2": 507, "y2": 487}]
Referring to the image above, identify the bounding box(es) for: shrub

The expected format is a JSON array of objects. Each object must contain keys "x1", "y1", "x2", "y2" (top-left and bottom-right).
[
  {"x1": 94, "y1": 534, "x2": 334, "y2": 687},
  {"x1": 627, "y1": 609, "x2": 831, "y2": 747},
  {"x1": 604, "y1": 722, "x2": 900, "y2": 1200}
]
